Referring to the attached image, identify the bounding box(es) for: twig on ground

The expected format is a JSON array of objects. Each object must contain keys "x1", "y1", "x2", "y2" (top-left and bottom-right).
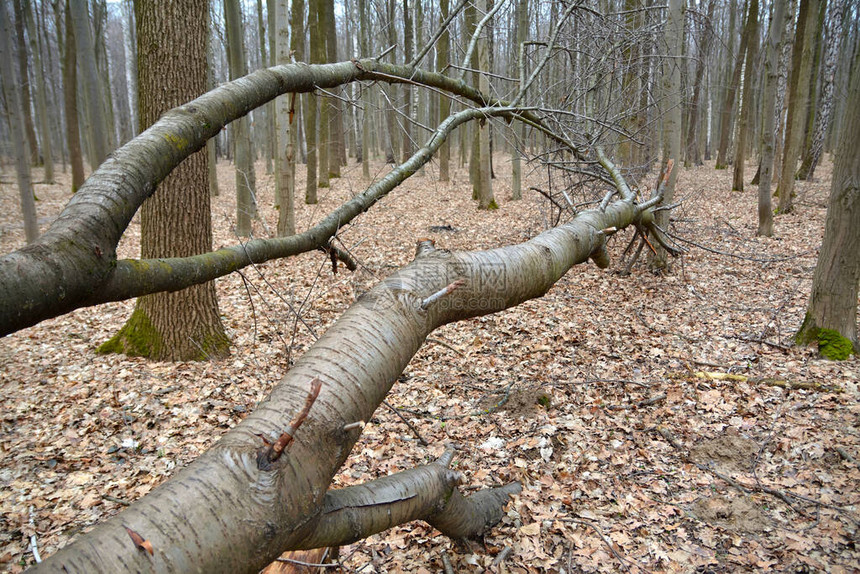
[{"x1": 383, "y1": 401, "x2": 429, "y2": 446}]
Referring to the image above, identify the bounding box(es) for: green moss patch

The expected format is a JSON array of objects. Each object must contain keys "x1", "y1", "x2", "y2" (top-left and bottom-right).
[
  {"x1": 97, "y1": 308, "x2": 163, "y2": 358},
  {"x1": 817, "y1": 329, "x2": 854, "y2": 361}
]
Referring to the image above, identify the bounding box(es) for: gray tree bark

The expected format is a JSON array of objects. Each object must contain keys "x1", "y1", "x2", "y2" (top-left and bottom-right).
[
  {"x1": 0, "y1": 0, "x2": 39, "y2": 243},
  {"x1": 757, "y1": 0, "x2": 788, "y2": 237},
  {"x1": 795, "y1": 48, "x2": 860, "y2": 358},
  {"x1": 12, "y1": 0, "x2": 40, "y2": 166},
  {"x1": 99, "y1": 0, "x2": 230, "y2": 362},
  {"x1": 24, "y1": 0, "x2": 54, "y2": 183},
  {"x1": 776, "y1": 0, "x2": 821, "y2": 213},
  {"x1": 652, "y1": 0, "x2": 683, "y2": 269},
  {"x1": 62, "y1": 0, "x2": 85, "y2": 193},
  {"x1": 274, "y1": 0, "x2": 296, "y2": 236},
  {"x1": 69, "y1": 0, "x2": 110, "y2": 169},
  {"x1": 732, "y1": 0, "x2": 759, "y2": 192},
  {"x1": 225, "y1": 0, "x2": 257, "y2": 235}
]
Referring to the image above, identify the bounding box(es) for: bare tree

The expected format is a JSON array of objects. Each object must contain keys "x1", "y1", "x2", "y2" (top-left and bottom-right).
[
  {"x1": 0, "y1": 0, "x2": 38, "y2": 243},
  {"x1": 795, "y1": 48, "x2": 860, "y2": 358},
  {"x1": 776, "y1": 0, "x2": 821, "y2": 213},
  {"x1": 757, "y1": 0, "x2": 788, "y2": 237}
]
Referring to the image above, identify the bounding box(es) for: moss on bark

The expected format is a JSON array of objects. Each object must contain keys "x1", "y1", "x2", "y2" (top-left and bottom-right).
[
  {"x1": 97, "y1": 307, "x2": 163, "y2": 358},
  {"x1": 794, "y1": 313, "x2": 856, "y2": 360}
]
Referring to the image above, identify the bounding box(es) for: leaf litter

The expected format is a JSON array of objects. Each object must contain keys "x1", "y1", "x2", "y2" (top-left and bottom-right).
[{"x1": 0, "y1": 154, "x2": 858, "y2": 573}]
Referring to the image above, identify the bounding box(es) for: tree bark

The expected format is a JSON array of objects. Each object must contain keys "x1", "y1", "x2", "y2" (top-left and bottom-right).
[
  {"x1": 225, "y1": 0, "x2": 257, "y2": 234},
  {"x1": 652, "y1": 0, "x2": 683, "y2": 269},
  {"x1": 24, "y1": 0, "x2": 54, "y2": 182},
  {"x1": 757, "y1": 0, "x2": 788, "y2": 237},
  {"x1": 359, "y1": 0, "x2": 372, "y2": 179},
  {"x1": 732, "y1": 0, "x2": 759, "y2": 192},
  {"x1": 275, "y1": 0, "x2": 296, "y2": 236},
  {"x1": 324, "y1": 0, "x2": 344, "y2": 176},
  {"x1": 684, "y1": 0, "x2": 716, "y2": 167},
  {"x1": 69, "y1": 0, "x2": 110, "y2": 169},
  {"x1": 62, "y1": 0, "x2": 85, "y2": 193},
  {"x1": 715, "y1": 0, "x2": 750, "y2": 170},
  {"x1": 796, "y1": 0, "x2": 844, "y2": 180},
  {"x1": 795, "y1": 48, "x2": 860, "y2": 358},
  {"x1": 776, "y1": 0, "x2": 820, "y2": 213},
  {"x1": 510, "y1": 0, "x2": 527, "y2": 198},
  {"x1": 0, "y1": 60, "x2": 583, "y2": 336},
  {"x1": 12, "y1": 0, "x2": 40, "y2": 166},
  {"x1": 0, "y1": 0, "x2": 39, "y2": 243},
  {"x1": 98, "y1": 0, "x2": 229, "y2": 362},
  {"x1": 23, "y1": 103, "x2": 657, "y2": 571}
]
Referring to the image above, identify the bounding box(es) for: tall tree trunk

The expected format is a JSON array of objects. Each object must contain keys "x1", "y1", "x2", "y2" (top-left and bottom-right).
[
  {"x1": 715, "y1": 0, "x2": 750, "y2": 169},
  {"x1": 510, "y1": 0, "x2": 527, "y2": 198},
  {"x1": 258, "y1": 0, "x2": 274, "y2": 175},
  {"x1": 757, "y1": 0, "x2": 788, "y2": 236},
  {"x1": 732, "y1": 0, "x2": 759, "y2": 191},
  {"x1": 652, "y1": 0, "x2": 683, "y2": 269},
  {"x1": 794, "y1": 0, "x2": 827, "y2": 180},
  {"x1": 275, "y1": 0, "x2": 296, "y2": 236},
  {"x1": 475, "y1": 0, "x2": 495, "y2": 210},
  {"x1": 383, "y1": 0, "x2": 398, "y2": 164},
  {"x1": 24, "y1": 0, "x2": 54, "y2": 182},
  {"x1": 324, "y1": 0, "x2": 344, "y2": 176},
  {"x1": 359, "y1": 0, "x2": 372, "y2": 179},
  {"x1": 123, "y1": 0, "x2": 138, "y2": 137},
  {"x1": 401, "y1": 0, "x2": 414, "y2": 164},
  {"x1": 795, "y1": 48, "x2": 860, "y2": 358},
  {"x1": 12, "y1": 0, "x2": 40, "y2": 166},
  {"x1": 304, "y1": 1, "x2": 319, "y2": 204},
  {"x1": 313, "y1": 0, "x2": 330, "y2": 189},
  {"x1": 63, "y1": 0, "x2": 85, "y2": 193},
  {"x1": 776, "y1": 0, "x2": 820, "y2": 213},
  {"x1": 69, "y1": 0, "x2": 110, "y2": 169},
  {"x1": 99, "y1": 0, "x2": 229, "y2": 362},
  {"x1": 685, "y1": 0, "x2": 716, "y2": 167},
  {"x1": 796, "y1": 0, "x2": 843, "y2": 180},
  {"x1": 0, "y1": 0, "x2": 39, "y2": 243},
  {"x1": 225, "y1": 0, "x2": 257, "y2": 234}
]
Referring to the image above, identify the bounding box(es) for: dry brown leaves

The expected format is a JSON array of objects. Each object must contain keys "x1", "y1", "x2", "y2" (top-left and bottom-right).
[{"x1": 0, "y1": 154, "x2": 857, "y2": 573}]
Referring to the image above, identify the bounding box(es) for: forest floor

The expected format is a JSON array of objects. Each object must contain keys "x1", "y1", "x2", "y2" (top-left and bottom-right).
[{"x1": 0, "y1": 152, "x2": 858, "y2": 573}]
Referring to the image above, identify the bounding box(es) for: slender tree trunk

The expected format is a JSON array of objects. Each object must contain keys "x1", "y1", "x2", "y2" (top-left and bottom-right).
[
  {"x1": 12, "y1": 0, "x2": 40, "y2": 166},
  {"x1": 62, "y1": 0, "x2": 85, "y2": 193},
  {"x1": 685, "y1": 0, "x2": 716, "y2": 167},
  {"x1": 797, "y1": 0, "x2": 843, "y2": 180},
  {"x1": 69, "y1": 0, "x2": 110, "y2": 169},
  {"x1": 715, "y1": 0, "x2": 750, "y2": 169},
  {"x1": 383, "y1": 0, "x2": 398, "y2": 164},
  {"x1": 257, "y1": 0, "x2": 274, "y2": 175},
  {"x1": 225, "y1": 0, "x2": 257, "y2": 234},
  {"x1": 324, "y1": 0, "x2": 344, "y2": 176},
  {"x1": 0, "y1": 0, "x2": 39, "y2": 243},
  {"x1": 123, "y1": 0, "x2": 138, "y2": 137},
  {"x1": 776, "y1": 0, "x2": 820, "y2": 213},
  {"x1": 475, "y1": 0, "x2": 495, "y2": 210},
  {"x1": 652, "y1": 0, "x2": 683, "y2": 269},
  {"x1": 732, "y1": 0, "x2": 759, "y2": 191},
  {"x1": 795, "y1": 0, "x2": 826, "y2": 180},
  {"x1": 99, "y1": 0, "x2": 229, "y2": 362},
  {"x1": 510, "y1": 0, "x2": 527, "y2": 199},
  {"x1": 275, "y1": 0, "x2": 296, "y2": 236},
  {"x1": 757, "y1": 0, "x2": 788, "y2": 236},
  {"x1": 359, "y1": 0, "x2": 371, "y2": 179},
  {"x1": 795, "y1": 48, "x2": 860, "y2": 358},
  {"x1": 24, "y1": 0, "x2": 54, "y2": 182}
]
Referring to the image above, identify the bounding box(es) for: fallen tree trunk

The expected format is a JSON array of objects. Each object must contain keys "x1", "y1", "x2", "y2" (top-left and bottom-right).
[
  {"x1": 0, "y1": 55, "x2": 673, "y2": 572},
  {"x1": 30, "y1": 179, "x2": 661, "y2": 572}
]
